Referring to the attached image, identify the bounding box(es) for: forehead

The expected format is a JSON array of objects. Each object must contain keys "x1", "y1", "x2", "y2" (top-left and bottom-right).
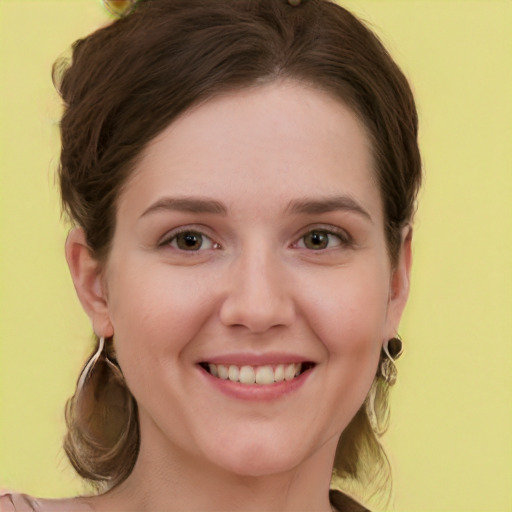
[{"x1": 119, "y1": 80, "x2": 382, "y2": 221}]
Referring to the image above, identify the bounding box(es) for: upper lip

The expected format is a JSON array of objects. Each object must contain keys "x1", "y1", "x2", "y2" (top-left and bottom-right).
[{"x1": 198, "y1": 352, "x2": 315, "y2": 366}]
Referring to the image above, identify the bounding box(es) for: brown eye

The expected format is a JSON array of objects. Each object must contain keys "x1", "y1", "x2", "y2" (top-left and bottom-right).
[
  {"x1": 170, "y1": 231, "x2": 214, "y2": 251},
  {"x1": 299, "y1": 230, "x2": 344, "y2": 250},
  {"x1": 303, "y1": 231, "x2": 328, "y2": 250}
]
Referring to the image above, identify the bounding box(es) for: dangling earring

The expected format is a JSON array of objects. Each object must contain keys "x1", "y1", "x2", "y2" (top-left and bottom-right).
[
  {"x1": 76, "y1": 337, "x2": 105, "y2": 392},
  {"x1": 379, "y1": 336, "x2": 403, "y2": 386}
]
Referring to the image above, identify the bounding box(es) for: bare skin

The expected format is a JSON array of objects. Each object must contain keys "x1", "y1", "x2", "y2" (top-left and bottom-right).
[{"x1": 5, "y1": 80, "x2": 410, "y2": 512}]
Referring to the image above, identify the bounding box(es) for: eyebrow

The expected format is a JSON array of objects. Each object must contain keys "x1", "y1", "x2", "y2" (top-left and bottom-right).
[
  {"x1": 139, "y1": 194, "x2": 372, "y2": 221},
  {"x1": 140, "y1": 196, "x2": 228, "y2": 218},
  {"x1": 286, "y1": 196, "x2": 373, "y2": 222}
]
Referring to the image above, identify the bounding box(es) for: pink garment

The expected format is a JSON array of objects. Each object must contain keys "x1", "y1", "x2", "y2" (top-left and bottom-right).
[{"x1": 0, "y1": 492, "x2": 38, "y2": 512}]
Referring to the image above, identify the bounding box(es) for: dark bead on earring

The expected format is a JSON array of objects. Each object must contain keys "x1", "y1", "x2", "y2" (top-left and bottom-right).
[
  {"x1": 387, "y1": 336, "x2": 403, "y2": 359},
  {"x1": 378, "y1": 336, "x2": 404, "y2": 386}
]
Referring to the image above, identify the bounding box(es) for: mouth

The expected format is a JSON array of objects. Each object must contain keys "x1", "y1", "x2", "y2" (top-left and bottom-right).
[{"x1": 199, "y1": 362, "x2": 316, "y2": 385}]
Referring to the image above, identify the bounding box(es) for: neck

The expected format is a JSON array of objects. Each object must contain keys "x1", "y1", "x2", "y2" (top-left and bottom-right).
[{"x1": 94, "y1": 415, "x2": 338, "y2": 512}]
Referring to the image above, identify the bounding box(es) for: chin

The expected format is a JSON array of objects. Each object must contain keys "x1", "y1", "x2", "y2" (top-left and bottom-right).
[
  {"x1": 200, "y1": 430, "x2": 320, "y2": 478},
  {"x1": 214, "y1": 451, "x2": 302, "y2": 478}
]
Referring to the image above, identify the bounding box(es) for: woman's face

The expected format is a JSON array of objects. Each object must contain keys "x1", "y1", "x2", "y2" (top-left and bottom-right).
[{"x1": 92, "y1": 81, "x2": 409, "y2": 477}]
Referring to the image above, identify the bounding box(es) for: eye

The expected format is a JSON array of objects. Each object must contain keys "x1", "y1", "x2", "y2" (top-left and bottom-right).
[
  {"x1": 163, "y1": 230, "x2": 218, "y2": 251},
  {"x1": 296, "y1": 229, "x2": 347, "y2": 250}
]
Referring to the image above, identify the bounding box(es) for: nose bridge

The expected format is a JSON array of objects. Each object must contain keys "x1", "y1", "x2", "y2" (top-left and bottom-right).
[{"x1": 219, "y1": 238, "x2": 295, "y2": 332}]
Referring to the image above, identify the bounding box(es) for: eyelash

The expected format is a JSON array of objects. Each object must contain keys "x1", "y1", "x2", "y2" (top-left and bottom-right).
[{"x1": 158, "y1": 225, "x2": 353, "y2": 252}]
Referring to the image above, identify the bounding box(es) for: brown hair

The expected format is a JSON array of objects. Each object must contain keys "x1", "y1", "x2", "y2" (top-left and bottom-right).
[{"x1": 55, "y1": 0, "x2": 421, "y2": 500}]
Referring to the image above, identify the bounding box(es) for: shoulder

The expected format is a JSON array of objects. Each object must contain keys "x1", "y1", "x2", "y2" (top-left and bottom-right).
[
  {"x1": 329, "y1": 489, "x2": 371, "y2": 512},
  {"x1": 0, "y1": 493, "x2": 38, "y2": 512},
  {"x1": 0, "y1": 494, "x2": 14, "y2": 512},
  {"x1": 0, "y1": 493, "x2": 94, "y2": 512}
]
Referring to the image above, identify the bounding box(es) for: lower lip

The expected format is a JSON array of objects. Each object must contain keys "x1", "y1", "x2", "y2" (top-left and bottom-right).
[{"x1": 198, "y1": 365, "x2": 313, "y2": 401}]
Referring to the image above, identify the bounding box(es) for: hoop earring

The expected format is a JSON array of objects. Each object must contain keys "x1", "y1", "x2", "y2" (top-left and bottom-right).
[
  {"x1": 379, "y1": 336, "x2": 403, "y2": 386},
  {"x1": 77, "y1": 337, "x2": 105, "y2": 392}
]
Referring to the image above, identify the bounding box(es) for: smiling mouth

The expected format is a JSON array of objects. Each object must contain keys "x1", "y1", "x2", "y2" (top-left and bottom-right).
[{"x1": 199, "y1": 362, "x2": 315, "y2": 385}]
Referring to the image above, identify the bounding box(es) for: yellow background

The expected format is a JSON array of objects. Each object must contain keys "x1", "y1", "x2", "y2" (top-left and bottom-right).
[{"x1": 0, "y1": 1, "x2": 510, "y2": 511}]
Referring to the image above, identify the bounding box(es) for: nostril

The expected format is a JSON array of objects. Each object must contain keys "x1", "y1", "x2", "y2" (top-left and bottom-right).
[
  {"x1": 219, "y1": 297, "x2": 296, "y2": 333},
  {"x1": 218, "y1": 257, "x2": 295, "y2": 332}
]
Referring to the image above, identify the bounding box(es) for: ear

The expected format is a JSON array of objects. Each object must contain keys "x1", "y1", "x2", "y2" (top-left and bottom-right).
[
  {"x1": 65, "y1": 227, "x2": 114, "y2": 338},
  {"x1": 385, "y1": 225, "x2": 413, "y2": 338}
]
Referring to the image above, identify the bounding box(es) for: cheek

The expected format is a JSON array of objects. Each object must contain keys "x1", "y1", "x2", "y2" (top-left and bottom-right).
[
  {"x1": 301, "y1": 264, "x2": 390, "y2": 354},
  {"x1": 298, "y1": 262, "x2": 389, "y2": 416},
  {"x1": 107, "y1": 260, "x2": 216, "y2": 364},
  {"x1": 105, "y1": 261, "x2": 221, "y2": 415},
  {"x1": 302, "y1": 269, "x2": 389, "y2": 429}
]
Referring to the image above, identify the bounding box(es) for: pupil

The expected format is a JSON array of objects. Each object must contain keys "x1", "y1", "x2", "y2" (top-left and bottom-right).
[
  {"x1": 184, "y1": 234, "x2": 197, "y2": 246},
  {"x1": 178, "y1": 232, "x2": 202, "y2": 250},
  {"x1": 307, "y1": 231, "x2": 328, "y2": 249},
  {"x1": 311, "y1": 233, "x2": 323, "y2": 245}
]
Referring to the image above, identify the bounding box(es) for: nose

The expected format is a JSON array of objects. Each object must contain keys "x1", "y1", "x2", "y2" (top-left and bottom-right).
[{"x1": 219, "y1": 246, "x2": 296, "y2": 334}]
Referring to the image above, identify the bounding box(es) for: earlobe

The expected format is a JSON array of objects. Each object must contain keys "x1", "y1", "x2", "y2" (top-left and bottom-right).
[
  {"x1": 65, "y1": 227, "x2": 114, "y2": 338},
  {"x1": 386, "y1": 225, "x2": 413, "y2": 336}
]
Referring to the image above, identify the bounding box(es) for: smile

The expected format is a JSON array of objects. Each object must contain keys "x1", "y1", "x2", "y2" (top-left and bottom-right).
[{"x1": 200, "y1": 362, "x2": 315, "y2": 385}]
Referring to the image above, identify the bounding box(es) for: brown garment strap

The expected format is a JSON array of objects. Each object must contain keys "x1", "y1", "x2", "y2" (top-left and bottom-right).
[{"x1": 329, "y1": 489, "x2": 371, "y2": 512}]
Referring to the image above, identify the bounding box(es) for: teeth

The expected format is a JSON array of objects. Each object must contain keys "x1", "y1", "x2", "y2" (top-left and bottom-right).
[
  {"x1": 284, "y1": 363, "x2": 297, "y2": 381},
  {"x1": 255, "y1": 365, "x2": 274, "y2": 385},
  {"x1": 274, "y1": 364, "x2": 285, "y2": 382},
  {"x1": 217, "y1": 364, "x2": 229, "y2": 379},
  {"x1": 206, "y1": 363, "x2": 304, "y2": 385},
  {"x1": 228, "y1": 365, "x2": 239, "y2": 381},
  {"x1": 208, "y1": 364, "x2": 218, "y2": 377},
  {"x1": 239, "y1": 365, "x2": 256, "y2": 384}
]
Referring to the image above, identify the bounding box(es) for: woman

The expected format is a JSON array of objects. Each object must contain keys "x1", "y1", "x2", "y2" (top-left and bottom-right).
[{"x1": 0, "y1": 0, "x2": 421, "y2": 510}]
